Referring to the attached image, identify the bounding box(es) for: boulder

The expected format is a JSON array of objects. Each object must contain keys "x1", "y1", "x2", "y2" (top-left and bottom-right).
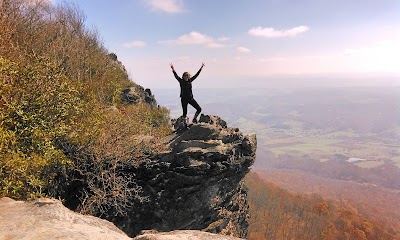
[
  {"x1": 171, "y1": 115, "x2": 189, "y2": 131},
  {"x1": 121, "y1": 85, "x2": 157, "y2": 107},
  {"x1": 199, "y1": 114, "x2": 227, "y2": 128},
  {"x1": 0, "y1": 197, "x2": 131, "y2": 240}
]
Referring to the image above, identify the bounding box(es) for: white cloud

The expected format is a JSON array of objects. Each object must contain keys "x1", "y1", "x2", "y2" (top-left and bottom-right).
[
  {"x1": 160, "y1": 31, "x2": 228, "y2": 48},
  {"x1": 177, "y1": 31, "x2": 213, "y2": 45},
  {"x1": 145, "y1": 0, "x2": 185, "y2": 13},
  {"x1": 237, "y1": 46, "x2": 251, "y2": 53},
  {"x1": 248, "y1": 26, "x2": 310, "y2": 38},
  {"x1": 123, "y1": 41, "x2": 147, "y2": 48}
]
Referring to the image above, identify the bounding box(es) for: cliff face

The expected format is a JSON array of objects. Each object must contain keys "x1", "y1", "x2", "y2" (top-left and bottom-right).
[{"x1": 114, "y1": 115, "x2": 256, "y2": 238}]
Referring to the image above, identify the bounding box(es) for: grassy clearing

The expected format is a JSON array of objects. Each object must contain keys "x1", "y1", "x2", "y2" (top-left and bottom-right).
[
  {"x1": 343, "y1": 141, "x2": 395, "y2": 161},
  {"x1": 264, "y1": 134, "x2": 399, "y2": 168},
  {"x1": 355, "y1": 161, "x2": 385, "y2": 169},
  {"x1": 267, "y1": 137, "x2": 342, "y2": 155}
]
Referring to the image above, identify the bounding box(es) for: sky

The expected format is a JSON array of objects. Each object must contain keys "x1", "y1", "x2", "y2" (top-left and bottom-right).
[{"x1": 51, "y1": 0, "x2": 400, "y2": 89}]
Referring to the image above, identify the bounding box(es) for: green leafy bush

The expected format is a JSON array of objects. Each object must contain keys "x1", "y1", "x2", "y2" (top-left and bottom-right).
[{"x1": 0, "y1": 56, "x2": 85, "y2": 199}]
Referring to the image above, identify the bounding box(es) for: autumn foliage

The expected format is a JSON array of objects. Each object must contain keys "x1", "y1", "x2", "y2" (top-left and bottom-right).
[
  {"x1": 245, "y1": 172, "x2": 397, "y2": 240},
  {"x1": 0, "y1": 0, "x2": 171, "y2": 215}
]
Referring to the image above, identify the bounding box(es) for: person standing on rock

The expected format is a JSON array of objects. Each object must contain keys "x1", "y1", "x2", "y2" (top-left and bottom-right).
[{"x1": 170, "y1": 63, "x2": 204, "y2": 123}]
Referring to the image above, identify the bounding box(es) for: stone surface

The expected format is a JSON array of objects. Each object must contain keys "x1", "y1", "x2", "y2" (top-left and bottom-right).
[
  {"x1": 198, "y1": 114, "x2": 227, "y2": 128},
  {"x1": 0, "y1": 197, "x2": 131, "y2": 240},
  {"x1": 0, "y1": 197, "x2": 245, "y2": 240},
  {"x1": 113, "y1": 115, "x2": 257, "y2": 238},
  {"x1": 133, "y1": 230, "x2": 244, "y2": 240},
  {"x1": 171, "y1": 115, "x2": 189, "y2": 131},
  {"x1": 121, "y1": 85, "x2": 157, "y2": 106}
]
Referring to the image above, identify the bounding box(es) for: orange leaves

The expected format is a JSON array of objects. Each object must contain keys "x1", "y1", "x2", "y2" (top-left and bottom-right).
[{"x1": 245, "y1": 172, "x2": 398, "y2": 240}]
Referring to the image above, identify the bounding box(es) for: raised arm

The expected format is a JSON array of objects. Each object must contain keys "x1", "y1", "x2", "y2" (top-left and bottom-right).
[
  {"x1": 190, "y1": 62, "x2": 205, "y2": 82},
  {"x1": 170, "y1": 63, "x2": 181, "y2": 81}
]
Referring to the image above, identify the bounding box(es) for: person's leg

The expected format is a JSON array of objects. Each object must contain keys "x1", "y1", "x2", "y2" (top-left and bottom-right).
[
  {"x1": 181, "y1": 98, "x2": 188, "y2": 117},
  {"x1": 188, "y1": 98, "x2": 202, "y2": 123}
]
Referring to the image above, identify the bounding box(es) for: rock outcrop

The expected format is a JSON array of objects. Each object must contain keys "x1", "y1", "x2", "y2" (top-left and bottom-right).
[
  {"x1": 57, "y1": 114, "x2": 256, "y2": 238},
  {"x1": 0, "y1": 197, "x2": 131, "y2": 240},
  {"x1": 121, "y1": 85, "x2": 157, "y2": 107},
  {"x1": 0, "y1": 115, "x2": 255, "y2": 240},
  {"x1": 112, "y1": 115, "x2": 256, "y2": 238},
  {"x1": 108, "y1": 53, "x2": 157, "y2": 107},
  {"x1": 0, "y1": 197, "x2": 244, "y2": 240}
]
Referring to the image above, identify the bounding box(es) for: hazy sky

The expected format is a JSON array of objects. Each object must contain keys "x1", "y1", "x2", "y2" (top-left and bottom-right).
[{"x1": 53, "y1": 0, "x2": 400, "y2": 88}]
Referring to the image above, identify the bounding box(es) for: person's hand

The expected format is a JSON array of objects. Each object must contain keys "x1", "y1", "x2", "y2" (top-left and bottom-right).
[
  {"x1": 201, "y1": 62, "x2": 205, "y2": 68},
  {"x1": 170, "y1": 63, "x2": 174, "y2": 71}
]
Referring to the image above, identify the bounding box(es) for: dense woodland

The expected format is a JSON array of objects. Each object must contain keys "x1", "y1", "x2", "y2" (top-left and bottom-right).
[
  {"x1": 254, "y1": 168, "x2": 400, "y2": 237},
  {"x1": 246, "y1": 172, "x2": 398, "y2": 240}
]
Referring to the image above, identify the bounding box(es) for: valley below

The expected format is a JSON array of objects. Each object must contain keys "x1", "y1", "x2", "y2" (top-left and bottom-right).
[{"x1": 154, "y1": 82, "x2": 400, "y2": 236}]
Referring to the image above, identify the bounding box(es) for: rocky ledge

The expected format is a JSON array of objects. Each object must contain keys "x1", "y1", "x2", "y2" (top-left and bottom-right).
[
  {"x1": 0, "y1": 115, "x2": 255, "y2": 240},
  {"x1": 113, "y1": 115, "x2": 256, "y2": 238},
  {"x1": 0, "y1": 197, "x2": 244, "y2": 240},
  {"x1": 0, "y1": 197, "x2": 131, "y2": 240}
]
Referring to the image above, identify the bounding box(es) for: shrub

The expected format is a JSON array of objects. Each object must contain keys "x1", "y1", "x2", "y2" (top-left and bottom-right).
[
  {"x1": 0, "y1": 56, "x2": 85, "y2": 199},
  {"x1": 0, "y1": 0, "x2": 172, "y2": 217},
  {"x1": 59, "y1": 103, "x2": 171, "y2": 216}
]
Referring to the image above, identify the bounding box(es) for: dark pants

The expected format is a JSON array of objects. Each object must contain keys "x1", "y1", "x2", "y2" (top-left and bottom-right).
[{"x1": 181, "y1": 97, "x2": 202, "y2": 118}]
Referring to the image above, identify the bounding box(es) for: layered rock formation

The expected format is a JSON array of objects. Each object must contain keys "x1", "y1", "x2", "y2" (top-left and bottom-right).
[{"x1": 112, "y1": 115, "x2": 256, "y2": 238}]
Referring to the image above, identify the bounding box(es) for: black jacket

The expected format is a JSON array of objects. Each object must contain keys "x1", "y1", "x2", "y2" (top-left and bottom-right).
[{"x1": 173, "y1": 68, "x2": 202, "y2": 99}]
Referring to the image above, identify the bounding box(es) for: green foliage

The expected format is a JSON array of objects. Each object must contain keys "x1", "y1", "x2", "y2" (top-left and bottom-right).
[
  {"x1": 0, "y1": 56, "x2": 85, "y2": 199},
  {"x1": 0, "y1": 0, "x2": 172, "y2": 209}
]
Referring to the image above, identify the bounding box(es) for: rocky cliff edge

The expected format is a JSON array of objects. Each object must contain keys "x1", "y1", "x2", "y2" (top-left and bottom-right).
[
  {"x1": 0, "y1": 197, "x2": 243, "y2": 240},
  {"x1": 113, "y1": 114, "x2": 256, "y2": 238},
  {"x1": 0, "y1": 115, "x2": 256, "y2": 239}
]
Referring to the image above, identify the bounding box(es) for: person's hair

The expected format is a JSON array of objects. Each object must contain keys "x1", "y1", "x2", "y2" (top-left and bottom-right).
[{"x1": 182, "y1": 72, "x2": 190, "y2": 78}]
